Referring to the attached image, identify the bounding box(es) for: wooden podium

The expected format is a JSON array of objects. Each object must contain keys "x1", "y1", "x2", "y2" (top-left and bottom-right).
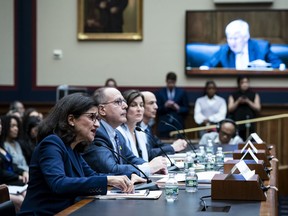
[{"x1": 211, "y1": 173, "x2": 267, "y2": 201}]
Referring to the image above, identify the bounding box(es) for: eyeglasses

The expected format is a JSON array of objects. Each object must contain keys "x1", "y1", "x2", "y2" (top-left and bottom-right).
[
  {"x1": 101, "y1": 98, "x2": 127, "y2": 106},
  {"x1": 82, "y1": 112, "x2": 101, "y2": 123}
]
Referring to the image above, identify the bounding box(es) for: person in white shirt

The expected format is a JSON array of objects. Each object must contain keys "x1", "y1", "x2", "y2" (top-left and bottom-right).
[
  {"x1": 194, "y1": 81, "x2": 227, "y2": 137},
  {"x1": 199, "y1": 119, "x2": 243, "y2": 145}
]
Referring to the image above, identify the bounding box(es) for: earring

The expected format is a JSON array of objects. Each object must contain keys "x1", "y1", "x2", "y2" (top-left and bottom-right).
[{"x1": 71, "y1": 124, "x2": 74, "y2": 127}]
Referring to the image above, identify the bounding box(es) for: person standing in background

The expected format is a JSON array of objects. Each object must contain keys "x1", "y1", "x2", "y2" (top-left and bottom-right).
[
  {"x1": 228, "y1": 75, "x2": 261, "y2": 140},
  {"x1": 155, "y1": 72, "x2": 189, "y2": 138},
  {"x1": 194, "y1": 80, "x2": 227, "y2": 137}
]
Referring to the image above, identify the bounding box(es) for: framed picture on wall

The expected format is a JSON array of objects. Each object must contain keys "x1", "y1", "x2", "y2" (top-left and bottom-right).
[{"x1": 77, "y1": 0, "x2": 143, "y2": 41}]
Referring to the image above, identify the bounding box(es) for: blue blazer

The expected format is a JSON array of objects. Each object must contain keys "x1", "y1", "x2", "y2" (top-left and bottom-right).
[
  {"x1": 83, "y1": 123, "x2": 146, "y2": 176},
  {"x1": 155, "y1": 87, "x2": 189, "y2": 137},
  {"x1": 19, "y1": 134, "x2": 108, "y2": 216},
  {"x1": 203, "y1": 39, "x2": 282, "y2": 68}
]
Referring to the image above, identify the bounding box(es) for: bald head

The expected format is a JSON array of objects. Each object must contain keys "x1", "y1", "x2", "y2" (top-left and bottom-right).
[{"x1": 141, "y1": 91, "x2": 158, "y2": 124}]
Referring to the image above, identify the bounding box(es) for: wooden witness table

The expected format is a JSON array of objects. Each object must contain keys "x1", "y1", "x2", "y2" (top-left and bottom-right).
[{"x1": 56, "y1": 146, "x2": 278, "y2": 216}]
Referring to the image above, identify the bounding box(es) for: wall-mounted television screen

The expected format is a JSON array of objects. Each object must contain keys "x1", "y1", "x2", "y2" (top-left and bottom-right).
[{"x1": 185, "y1": 10, "x2": 288, "y2": 76}]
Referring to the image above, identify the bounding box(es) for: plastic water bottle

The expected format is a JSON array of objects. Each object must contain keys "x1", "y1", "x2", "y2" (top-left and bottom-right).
[
  {"x1": 206, "y1": 139, "x2": 214, "y2": 154},
  {"x1": 205, "y1": 153, "x2": 215, "y2": 171},
  {"x1": 215, "y1": 147, "x2": 224, "y2": 169},
  {"x1": 185, "y1": 167, "x2": 198, "y2": 193},
  {"x1": 165, "y1": 173, "x2": 179, "y2": 202},
  {"x1": 197, "y1": 146, "x2": 206, "y2": 164},
  {"x1": 184, "y1": 152, "x2": 194, "y2": 173}
]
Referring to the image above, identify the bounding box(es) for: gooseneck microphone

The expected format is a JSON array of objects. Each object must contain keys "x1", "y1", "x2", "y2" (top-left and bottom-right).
[
  {"x1": 135, "y1": 126, "x2": 180, "y2": 172},
  {"x1": 161, "y1": 119, "x2": 198, "y2": 157},
  {"x1": 94, "y1": 142, "x2": 159, "y2": 190}
]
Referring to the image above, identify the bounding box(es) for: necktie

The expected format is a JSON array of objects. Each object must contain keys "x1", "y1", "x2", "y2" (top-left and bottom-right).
[{"x1": 114, "y1": 133, "x2": 123, "y2": 164}]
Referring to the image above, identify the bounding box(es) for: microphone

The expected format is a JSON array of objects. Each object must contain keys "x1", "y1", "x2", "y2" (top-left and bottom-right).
[
  {"x1": 94, "y1": 142, "x2": 159, "y2": 190},
  {"x1": 161, "y1": 120, "x2": 198, "y2": 158},
  {"x1": 135, "y1": 126, "x2": 180, "y2": 172}
]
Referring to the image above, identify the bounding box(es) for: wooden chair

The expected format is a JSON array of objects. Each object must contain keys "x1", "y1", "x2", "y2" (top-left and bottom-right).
[{"x1": 0, "y1": 184, "x2": 16, "y2": 216}]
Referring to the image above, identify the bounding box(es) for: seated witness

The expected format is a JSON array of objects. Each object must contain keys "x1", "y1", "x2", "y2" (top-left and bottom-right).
[
  {"x1": 18, "y1": 93, "x2": 141, "y2": 215},
  {"x1": 83, "y1": 87, "x2": 167, "y2": 177},
  {"x1": 194, "y1": 80, "x2": 227, "y2": 136},
  {"x1": 199, "y1": 119, "x2": 243, "y2": 145},
  {"x1": 140, "y1": 91, "x2": 187, "y2": 161}
]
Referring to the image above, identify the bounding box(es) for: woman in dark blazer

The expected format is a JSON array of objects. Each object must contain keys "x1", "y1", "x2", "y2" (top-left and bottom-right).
[{"x1": 18, "y1": 93, "x2": 138, "y2": 215}]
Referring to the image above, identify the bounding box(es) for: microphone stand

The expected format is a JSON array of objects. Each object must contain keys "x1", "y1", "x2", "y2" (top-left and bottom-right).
[
  {"x1": 135, "y1": 126, "x2": 180, "y2": 172},
  {"x1": 161, "y1": 120, "x2": 199, "y2": 163},
  {"x1": 94, "y1": 142, "x2": 159, "y2": 190},
  {"x1": 166, "y1": 114, "x2": 197, "y2": 151}
]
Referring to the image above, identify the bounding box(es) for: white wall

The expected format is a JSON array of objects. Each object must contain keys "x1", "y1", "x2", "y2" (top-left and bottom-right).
[
  {"x1": 36, "y1": 0, "x2": 288, "y2": 88},
  {"x1": 0, "y1": 0, "x2": 14, "y2": 86}
]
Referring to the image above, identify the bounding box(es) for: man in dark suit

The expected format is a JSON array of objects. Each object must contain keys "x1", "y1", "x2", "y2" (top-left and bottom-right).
[
  {"x1": 155, "y1": 72, "x2": 189, "y2": 138},
  {"x1": 201, "y1": 19, "x2": 282, "y2": 69},
  {"x1": 83, "y1": 87, "x2": 167, "y2": 177}
]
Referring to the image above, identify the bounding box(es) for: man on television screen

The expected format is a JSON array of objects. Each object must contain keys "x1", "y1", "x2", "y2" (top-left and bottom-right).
[{"x1": 201, "y1": 19, "x2": 283, "y2": 69}]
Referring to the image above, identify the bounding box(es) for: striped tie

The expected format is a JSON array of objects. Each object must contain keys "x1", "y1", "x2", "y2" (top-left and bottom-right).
[{"x1": 114, "y1": 133, "x2": 122, "y2": 164}]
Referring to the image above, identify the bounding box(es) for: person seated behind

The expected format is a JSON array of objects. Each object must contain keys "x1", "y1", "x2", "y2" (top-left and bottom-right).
[
  {"x1": 104, "y1": 78, "x2": 117, "y2": 87},
  {"x1": 139, "y1": 91, "x2": 187, "y2": 161},
  {"x1": 155, "y1": 72, "x2": 189, "y2": 138},
  {"x1": 199, "y1": 119, "x2": 243, "y2": 145},
  {"x1": 201, "y1": 19, "x2": 282, "y2": 69},
  {"x1": 82, "y1": 87, "x2": 167, "y2": 178},
  {"x1": 0, "y1": 115, "x2": 29, "y2": 173},
  {"x1": 194, "y1": 80, "x2": 227, "y2": 137},
  {"x1": 18, "y1": 93, "x2": 143, "y2": 215}
]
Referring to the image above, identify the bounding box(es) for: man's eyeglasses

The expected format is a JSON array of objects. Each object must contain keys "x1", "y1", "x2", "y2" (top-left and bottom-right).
[
  {"x1": 101, "y1": 98, "x2": 127, "y2": 106},
  {"x1": 82, "y1": 112, "x2": 101, "y2": 123}
]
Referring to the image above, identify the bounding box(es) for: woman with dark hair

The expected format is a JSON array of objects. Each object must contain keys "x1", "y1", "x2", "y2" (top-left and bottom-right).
[
  {"x1": 0, "y1": 115, "x2": 29, "y2": 173},
  {"x1": 18, "y1": 93, "x2": 137, "y2": 215},
  {"x1": 21, "y1": 115, "x2": 41, "y2": 164},
  {"x1": 228, "y1": 75, "x2": 261, "y2": 140},
  {"x1": 0, "y1": 117, "x2": 26, "y2": 212},
  {"x1": 104, "y1": 78, "x2": 117, "y2": 87}
]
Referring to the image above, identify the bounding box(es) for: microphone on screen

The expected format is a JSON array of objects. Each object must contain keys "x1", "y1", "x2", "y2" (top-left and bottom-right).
[
  {"x1": 161, "y1": 120, "x2": 198, "y2": 160},
  {"x1": 94, "y1": 142, "x2": 159, "y2": 190},
  {"x1": 135, "y1": 126, "x2": 180, "y2": 172}
]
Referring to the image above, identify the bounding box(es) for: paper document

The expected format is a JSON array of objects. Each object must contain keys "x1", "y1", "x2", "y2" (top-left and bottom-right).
[
  {"x1": 8, "y1": 184, "x2": 28, "y2": 194},
  {"x1": 95, "y1": 190, "x2": 162, "y2": 200}
]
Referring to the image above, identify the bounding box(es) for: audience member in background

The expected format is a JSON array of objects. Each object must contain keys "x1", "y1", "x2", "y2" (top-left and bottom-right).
[
  {"x1": 155, "y1": 72, "x2": 189, "y2": 138},
  {"x1": 105, "y1": 78, "x2": 118, "y2": 87},
  {"x1": 140, "y1": 91, "x2": 187, "y2": 161},
  {"x1": 199, "y1": 119, "x2": 243, "y2": 145},
  {"x1": 228, "y1": 75, "x2": 261, "y2": 140},
  {"x1": 18, "y1": 93, "x2": 140, "y2": 215},
  {"x1": 83, "y1": 87, "x2": 167, "y2": 177},
  {"x1": 194, "y1": 80, "x2": 227, "y2": 137},
  {"x1": 7, "y1": 101, "x2": 25, "y2": 119},
  {"x1": 22, "y1": 107, "x2": 43, "y2": 122},
  {"x1": 201, "y1": 19, "x2": 282, "y2": 69},
  {"x1": 0, "y1": 118, "x2": 26, "y2": 213},
  {"x1": 21, "y1": 116, "x2": 41, "y2": 164},
  {"x1": 0, "y1": 115, "x2": 29, "y2": 173}
]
